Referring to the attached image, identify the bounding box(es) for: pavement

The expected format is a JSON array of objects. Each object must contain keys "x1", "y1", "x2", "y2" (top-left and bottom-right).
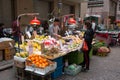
[{"x1": 0, "y1": 47, "x2": 120, "y2": 80}]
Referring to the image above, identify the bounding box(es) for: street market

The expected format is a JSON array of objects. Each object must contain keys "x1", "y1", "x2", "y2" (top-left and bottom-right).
[
  {"x1": 0, "y1": 15, "x2": 111, "y2": 80},
  {"x1": 0, "y1": 0, "x2": 120, "y2": 80}
]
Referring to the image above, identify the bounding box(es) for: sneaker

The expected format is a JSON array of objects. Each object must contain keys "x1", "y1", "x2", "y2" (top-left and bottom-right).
[{"x1": 81, "y1": 68, "x2": 89, "y2": 72}]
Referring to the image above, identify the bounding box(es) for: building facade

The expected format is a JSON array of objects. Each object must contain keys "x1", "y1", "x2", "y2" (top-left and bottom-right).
[
  {"x1": 87, "y1": 0, "x2": 118, "y2": 28},
  {"x1": 116, "y1": 0, "x2": 120, "y2": 20},
  {"x1": 0, "y1": 0, "x2": 87, "y2": 27}
]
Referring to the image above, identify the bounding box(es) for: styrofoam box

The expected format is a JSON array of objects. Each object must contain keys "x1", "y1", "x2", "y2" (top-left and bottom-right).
[
  {"x1": 14, "y1": 56, "x2": 26, "y2": 62},
  {"x1": 34, "y1": 62, "x2": 57, "y2": 75}
]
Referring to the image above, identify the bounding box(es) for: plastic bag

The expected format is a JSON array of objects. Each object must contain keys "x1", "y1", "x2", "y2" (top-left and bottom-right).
[{"x1": 82, "y1": 40, "x2": 88, "y2": 51}]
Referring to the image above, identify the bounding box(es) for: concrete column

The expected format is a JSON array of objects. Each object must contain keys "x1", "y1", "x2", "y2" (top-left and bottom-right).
[
  {"x1": 1, "y1": 0, "x2": 12, "y2": 27},
  {"x1": 80, "y1": 1, "x2": 87, "y2": 19},
  {"x1": 75, "y1": 3, "x2": 80, "y2": 18},
  {"x1": 103, "y1": 0, "x2": 110, "y2": 29},
  {"x1": 53, "y1": 0, "x2": 59, "y2": 17},
  {"x1": 16, "y1": 0, "x2": 34, "y2": 28}
]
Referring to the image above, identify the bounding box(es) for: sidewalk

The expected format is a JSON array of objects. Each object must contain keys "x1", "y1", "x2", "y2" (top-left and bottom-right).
[
  {"x1": 0, "y1": 47, "x2": 120, "y2": 80},
  {"x1": 57, "y1": 47, "x2": 120, "y2": 80}
]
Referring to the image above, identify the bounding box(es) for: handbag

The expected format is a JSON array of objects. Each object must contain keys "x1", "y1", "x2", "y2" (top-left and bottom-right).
[{"x1": 82, "y1": 40, "x2": 88, "y2": 51}]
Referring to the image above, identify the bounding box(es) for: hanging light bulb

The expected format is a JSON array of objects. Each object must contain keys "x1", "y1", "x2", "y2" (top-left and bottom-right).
[{"x1": 30, "y1": 17, "x2": 41, "y2": 25}]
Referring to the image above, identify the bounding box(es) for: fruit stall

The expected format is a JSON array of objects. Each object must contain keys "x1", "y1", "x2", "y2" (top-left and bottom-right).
[
  {"x1": 13, "y1": 32, "x2": 85, "y2": 80},
  {"x1": 95, "y1": 30, "x2": 120, "y2": 46}
]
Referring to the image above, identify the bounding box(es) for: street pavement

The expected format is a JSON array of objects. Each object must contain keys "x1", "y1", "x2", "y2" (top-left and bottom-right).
[{"x1": 0, "y1": 47, "x2": 120, "y2": 80}]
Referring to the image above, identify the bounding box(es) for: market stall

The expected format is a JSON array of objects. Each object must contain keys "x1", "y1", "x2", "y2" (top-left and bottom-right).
[
  {"x1": 95, "y1": 30, "x2": 120, "y2": 46},
  {"x1": 14, "y1": 32, "x2": 85, "y2": 79},
  {"x1": 13, "y1": 13, "x2": 93, "y2": 79}
]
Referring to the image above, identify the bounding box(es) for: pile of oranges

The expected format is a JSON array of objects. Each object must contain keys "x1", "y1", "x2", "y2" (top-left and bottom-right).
[{"x1": 26, "y1": 54, "x2": 50, "y2": 68}]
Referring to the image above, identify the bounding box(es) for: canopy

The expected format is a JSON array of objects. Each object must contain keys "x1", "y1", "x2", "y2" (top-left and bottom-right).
[{"x1": 84, "y1": 16, "x2": 99, "y2": 24}]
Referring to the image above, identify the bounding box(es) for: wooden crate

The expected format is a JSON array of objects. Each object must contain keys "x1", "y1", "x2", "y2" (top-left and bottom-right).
[
  {"x1": 0, "y1": 40, "x2": 15, "y2": 50},
  {"x1": 4, "y1": 48, "x2": 15, "y2": 60},
  {"x1": 5, "y1": 54, "x2": 13, "y2": 60},
  {"x1": 0, "y1": 50, "x2": 3, "y2": 61}
]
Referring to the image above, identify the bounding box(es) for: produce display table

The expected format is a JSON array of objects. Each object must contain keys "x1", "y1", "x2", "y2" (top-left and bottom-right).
[
  {"x1": 14, "y1": 34, "x2": 87, "y2": 79},
  {"x1": 95, "y1": 32, "x2": 111, "y2": 45},
  {"x1": 95, "y1": 30, "x2": 120, "y2": 46}
]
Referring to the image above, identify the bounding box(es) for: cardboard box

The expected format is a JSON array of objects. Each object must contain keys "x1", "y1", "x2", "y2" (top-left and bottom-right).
[
  {"x1": 0, "y1": 40, "x2": 15, "y2": 50},
  {"x1": 4, "y1": 54, "x2": 13, "y2": 60},
  {"x1": 0, "y1": 50, "x2": 3, "y2": 61},
  {"x1": 4, "y1": 48, "x2": 16, "y2": 60}
]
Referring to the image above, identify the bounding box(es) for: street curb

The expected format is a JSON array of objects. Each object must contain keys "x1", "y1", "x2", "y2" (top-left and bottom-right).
[{"x1": 0, "y1": 60, "x2": 13, "y2": 71}]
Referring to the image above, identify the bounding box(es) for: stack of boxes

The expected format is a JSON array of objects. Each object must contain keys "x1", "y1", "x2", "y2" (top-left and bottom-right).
[
  {"x1": 0, "y1": 40, "x2": 15, "y2": 61},
  {"x1": 4, "y1": 48, "x2": 15, "y2": 60}
]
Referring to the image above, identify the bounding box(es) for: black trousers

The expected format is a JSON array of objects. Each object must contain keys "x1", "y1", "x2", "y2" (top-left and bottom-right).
[{"x1": 82, "y1": 47, "x2": 91, "y2": 69}]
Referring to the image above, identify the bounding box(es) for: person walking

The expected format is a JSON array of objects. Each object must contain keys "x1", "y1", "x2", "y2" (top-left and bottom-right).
[{"x1": 82, "y1": 21, "x2": 94, "y2": 71}]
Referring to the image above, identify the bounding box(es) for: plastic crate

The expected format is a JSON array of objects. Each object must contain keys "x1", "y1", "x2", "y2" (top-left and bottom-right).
[
  {"x1": 52, "y1": 57, "x2": 63, "y2": 67},
  {"x1": 51, "y1": 65, "x2": 63, "y2": 79},
  {"x1": 64, "y1": 65, "x2": 82, "y2": 76}
]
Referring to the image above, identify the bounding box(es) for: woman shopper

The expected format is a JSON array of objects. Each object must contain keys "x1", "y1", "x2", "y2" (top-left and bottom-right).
[{"x1": 82, "y1": 21, "x2": 94, "y2": 71}]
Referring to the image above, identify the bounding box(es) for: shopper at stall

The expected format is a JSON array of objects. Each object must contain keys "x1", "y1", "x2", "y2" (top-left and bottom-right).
[
  {"x1": 91, "y1": 20, "x2": 96, "y2": 31},
  {"x1": 49, "y1": 18, "x2": 61, "y2": 39},
  {"x1": 0, "y1": 23, "x2": 5, "y2": 38},
  {"x1": 82, "y1": 21, "x2": 94, "y2": 71},
  {"x1": 12, "y1": 18, "x2": 21, "y2": 42}
]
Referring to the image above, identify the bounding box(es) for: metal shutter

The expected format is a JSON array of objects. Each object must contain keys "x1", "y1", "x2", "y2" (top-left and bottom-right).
[{"x1": 33, "y1": 0, "x2": 49, "y2": 19}]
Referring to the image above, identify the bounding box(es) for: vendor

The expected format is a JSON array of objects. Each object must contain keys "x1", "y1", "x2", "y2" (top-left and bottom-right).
[
  {"x1": 67, "y1": 17, "x2": 78, "y2": 35},
  {"x1": 48, "y1": 18, "x2": 61, "y2": 39},
  {"x1": 25, "y1": 24, "x2": 33, "y2": 35}
]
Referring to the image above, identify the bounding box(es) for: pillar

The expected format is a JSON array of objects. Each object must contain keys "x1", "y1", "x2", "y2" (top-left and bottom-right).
[
  {"x1": 16, "y1": 0, "x2": 34, "y2": 29},
  {"x1": 75, "y1": 3, "x2": 80, "y2": 18},
  {"x1": 80, "y1": 1, "x2": 88, "y2": 19},
  {"x1": 1, "y1": 0, "x2": 12, "y2": 27}
]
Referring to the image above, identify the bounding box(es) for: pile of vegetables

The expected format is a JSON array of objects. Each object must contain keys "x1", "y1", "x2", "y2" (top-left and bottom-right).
[{"x1": 92, "y1": 41, "x2": 110, "y2": 56}]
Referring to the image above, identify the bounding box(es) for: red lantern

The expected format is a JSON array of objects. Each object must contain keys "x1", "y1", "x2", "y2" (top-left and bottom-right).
[
  {"x1": 30, "y1": 17, "x2": 41, "y2": 25},
  {"x1": 68, "y1": 18, "x2": 76, "y2": 24}
]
